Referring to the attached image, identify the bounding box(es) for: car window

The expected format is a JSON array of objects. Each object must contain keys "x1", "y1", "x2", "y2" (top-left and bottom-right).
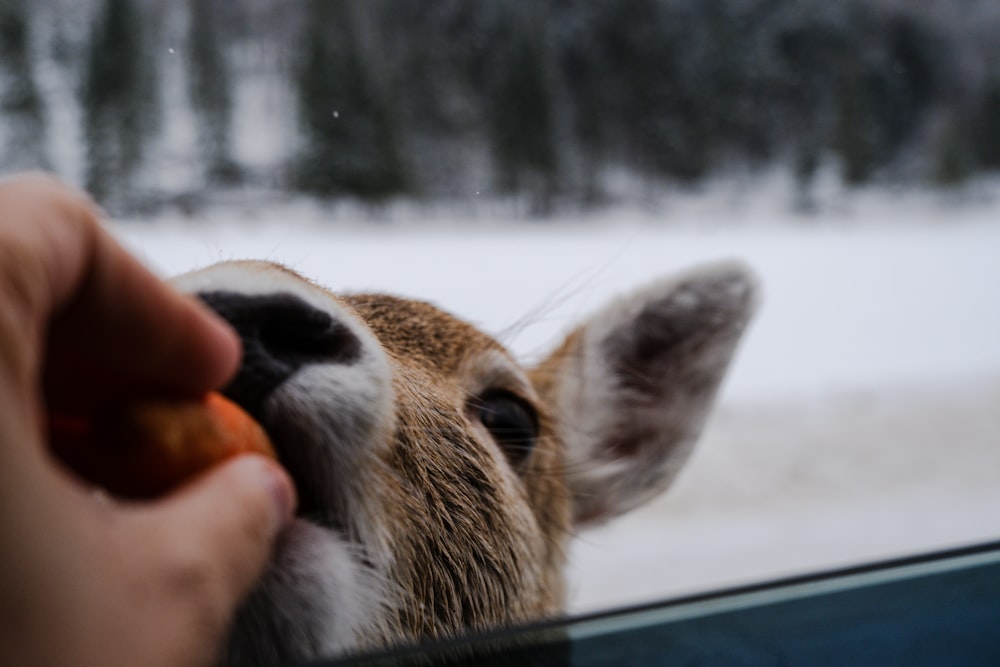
[
  {"x1": 3, "y1": 0, "x2": 998, "y2": 661},
  {"x1": 322, "y1": 542, "x2": 1000, "y2": 665}
]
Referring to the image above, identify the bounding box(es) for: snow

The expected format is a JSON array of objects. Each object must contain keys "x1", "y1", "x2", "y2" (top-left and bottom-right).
[
  {"x1": 109, "y1": 185, "x2": 1000, "y2": 614},
  {"x1": 568, "y1": 378, "x2": 1000, "y2": 610}
]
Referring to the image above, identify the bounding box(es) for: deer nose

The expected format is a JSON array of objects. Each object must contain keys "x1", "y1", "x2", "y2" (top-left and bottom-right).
[{"x1": 198, "y1": 291, "x2": 362, "y2": 413}]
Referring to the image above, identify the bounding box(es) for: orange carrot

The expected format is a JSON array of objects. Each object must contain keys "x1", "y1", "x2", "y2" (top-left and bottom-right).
[{"x1": 50, "y1": 392, "x2": 276, "y2": 499}]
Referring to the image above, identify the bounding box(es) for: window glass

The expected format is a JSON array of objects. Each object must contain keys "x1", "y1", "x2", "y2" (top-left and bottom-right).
[{"x1": 4, "y1": 0, "x2": 998, "y2": 661}]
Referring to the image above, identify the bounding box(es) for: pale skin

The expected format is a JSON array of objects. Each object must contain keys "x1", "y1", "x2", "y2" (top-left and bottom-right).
[{"x1": 0, "y1": 174, "x2": 296, "y2": 666}]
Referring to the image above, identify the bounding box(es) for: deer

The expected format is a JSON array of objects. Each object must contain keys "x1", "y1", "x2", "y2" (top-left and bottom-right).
[{"x1": 170, "y1": 258, "x2": 758, "y2": 665}]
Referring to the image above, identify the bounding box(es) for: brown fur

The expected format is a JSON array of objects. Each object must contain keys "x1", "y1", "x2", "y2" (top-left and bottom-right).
[
  {"x1": 173, "y1": 259, "x2": 757, "y2": 663},
  {"x1": 345, "y1": 294, "x2": 568, "y2": 639}
]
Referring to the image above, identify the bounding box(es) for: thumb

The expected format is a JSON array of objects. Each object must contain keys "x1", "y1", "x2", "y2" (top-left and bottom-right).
[{"x1": 141, "y1": 455, "x2": 296, "y2": 611}]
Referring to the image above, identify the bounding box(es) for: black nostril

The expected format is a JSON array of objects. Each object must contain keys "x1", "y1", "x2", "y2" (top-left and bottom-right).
[{"x1": 198, "y1": 291, "x2": 361, "y2": 413}]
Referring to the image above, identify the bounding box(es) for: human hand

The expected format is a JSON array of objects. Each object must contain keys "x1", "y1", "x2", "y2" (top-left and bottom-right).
[{"x1": 0, "y1": 173, "x2": 296, "y2": 666}]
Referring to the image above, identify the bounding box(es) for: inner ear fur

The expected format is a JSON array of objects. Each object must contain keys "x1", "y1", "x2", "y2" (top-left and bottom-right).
[{"x1": 531, "y1": 262, "x2": 759, "y2": 527}]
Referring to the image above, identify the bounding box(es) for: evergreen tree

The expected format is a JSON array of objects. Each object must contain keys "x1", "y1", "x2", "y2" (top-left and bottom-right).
[
  {"x1": 834, "y1": 62, "x2": 876, "y2": 186},
  {"x1": 0, "y1": 0, "x2": 48, "y2": 171},
  {"x1": 0, "y1": 0, "x2": 989, "y2": 208},
  {"x1": 291, "y1": 0, "x2": 407, "y2": 200},
  {"x1": 774, "y1": 5, "x2": 852, "y2": 181},
  {"x1": 591, "y1": 0, "x2": 715, "y2": 182},
  {"x1": 880, "y1": 12, "x2": 940, "y2": 156},
  {"x1": 974, "y1": 81, "x2": 1000, "y2": 171},
  {"x1": 485, "y1": 5, "x2": 558, "y2": 209},
  {"x1": 933, "y1": 111, "x2": 972, "y2": 187},
  {"x1": 187, "y1": 0, "x2": 238, "y2": 183},
  {"x1": 81, "y1": 0, "x2": 159, "y2": 212},
  {"x1": 556, "y1": 10, "x2": 612, "y2": 204}
]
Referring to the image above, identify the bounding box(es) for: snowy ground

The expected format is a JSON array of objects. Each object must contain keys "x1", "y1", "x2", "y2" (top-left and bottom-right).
[{"x1": 111, "y1": 183, "x2": 1000, "y2": 615}]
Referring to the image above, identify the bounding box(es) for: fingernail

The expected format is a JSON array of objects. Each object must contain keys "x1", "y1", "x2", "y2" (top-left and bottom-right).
[{"x1": 258, "y1": 459, "x2": 296, "y2": 533}]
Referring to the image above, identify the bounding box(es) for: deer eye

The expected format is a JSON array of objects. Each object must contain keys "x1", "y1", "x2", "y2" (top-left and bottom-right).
[{"x1": 473, "y1": 391, "x2": 539, "y2": 466}]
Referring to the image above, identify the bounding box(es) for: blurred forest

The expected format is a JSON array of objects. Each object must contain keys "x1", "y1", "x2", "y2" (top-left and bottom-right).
[{"x1": 1, "y1": 0, "x2": 999, "y2": 214}]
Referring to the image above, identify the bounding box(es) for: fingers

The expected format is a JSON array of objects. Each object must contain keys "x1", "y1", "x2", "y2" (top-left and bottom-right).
[
  {"x1": 132, "y1": 456, "x2": 295, "y2": 617},
  {"x1": 0, "y1": 173, "x2": 282, "y2": 666},
  {"x1": 104, "y1": 456, "x2": 295, "y2": 665},
  {"x1": 47, "y1": 211, "x2": 241, "y2": 402},
  {"x1": 0, "y1": 174, "x2": 101, "y2": 387},
  {"x1": 0, "y1": 173, "x2": 240, "y2": 409},
  {"x1": 30, "y1": 457, "x2": 296, "y2": 667}
]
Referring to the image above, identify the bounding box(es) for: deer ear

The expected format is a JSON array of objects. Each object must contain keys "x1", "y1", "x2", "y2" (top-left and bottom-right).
[{"x1": 531, "y1": 262, "x2": 758, "y2": 528}]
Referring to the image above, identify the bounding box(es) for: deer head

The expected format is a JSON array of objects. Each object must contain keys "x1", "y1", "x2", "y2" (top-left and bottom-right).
[{"x1": 171, "y1": 259, "x2": 757, "y2": 665}]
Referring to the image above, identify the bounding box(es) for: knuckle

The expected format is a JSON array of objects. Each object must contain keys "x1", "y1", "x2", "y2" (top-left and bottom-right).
[
  {"x1": 163, "y1": 543, "x2": 226, "y2": 605},
  {"x1": 159, "y1": 544, "x2": 233, "y2": 641}
]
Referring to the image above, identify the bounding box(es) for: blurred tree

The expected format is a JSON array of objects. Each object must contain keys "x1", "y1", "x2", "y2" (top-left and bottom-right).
[
  {"x1": 973, "y1": 81, "x2": 1000, "y2": 171},
  {"x1": 700, "y1": 0, "x2": 769, "y2": 161},
  {"x1": 484, "y1": 3, "x2": 559, "y2": 210},
  {"x1": 81, "y1": 0, "x2": 159, "y2": 212},
  {"x1": 187, "y1": 0, "x2": 239, "y2": 184},
  {"x1": 834, "y1": 57, "x2": 877, "y2": 186},
  {"x1": 598, "y1": 0, "x2": 716, "y2": 182},
  {"x1": 0, "y1": 0, "x2": 48, "y2": 171},
  {"x1": 774, "y1": 6, "x2": 851, "y2": 200},
  {"x1": 290, "y1": 0, "x2": 407, "y2": 200},
  {"x1": 556, "y1": 1, "x2": 613, "y2": 204},
  {"x1": 1, "y1": 0, "x2": 995, "y2": 210},
  {"x1": 362, "y1": 0, "x2": 503, "y2": 196},
  {"x1": 933, "y1": 110, "x2": 972, "y2": 187},
  {"x1": 880, "y1": 12, "x2": 941, "y2": 155}
]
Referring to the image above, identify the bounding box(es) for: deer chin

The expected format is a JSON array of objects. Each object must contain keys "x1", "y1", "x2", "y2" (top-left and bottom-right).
[{"x1": 223, "y1": 518, "x2": 388, "y2": 665}]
